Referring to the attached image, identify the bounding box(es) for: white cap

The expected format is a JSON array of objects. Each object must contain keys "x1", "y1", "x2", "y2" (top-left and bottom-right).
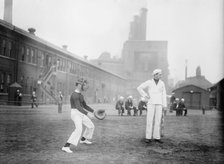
[
  {"x1": 128, "y1": 95, "x2": 133, "y2": 99},
  {"x1": 119, "y1": 96, "x2": 124, "y2": 100},
  {"x1": 152, "y1": 69, "x2": 162, "y2": 75}
]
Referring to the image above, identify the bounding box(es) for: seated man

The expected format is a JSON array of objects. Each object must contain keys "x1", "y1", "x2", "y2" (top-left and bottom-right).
[
  {"x1": 173, "y1": 98, "x2": 180, "y2": 116},
  {"x1": 115, "y1": 96, "x2": 125, "y2": 116},
  {"x1": 180, "y1": 98, "x2": 187, "y2": 116},
  {"x1": 174, "y1": 98, "x2": 187, "y2": 116},
  {"x1": 169, "y1": 92, "x2": 176, "y2": 113},
  {"x1": 125, "y1": 96, "x2": 136, "y2": 116},
  {"x1": 138, "y1": 97, "x2": 147, "y2": 116}
]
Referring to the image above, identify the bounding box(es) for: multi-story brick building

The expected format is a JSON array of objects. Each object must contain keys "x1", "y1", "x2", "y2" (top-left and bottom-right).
[{"x1": 91, "y1": 8, "x2": 169, "y2": 98}]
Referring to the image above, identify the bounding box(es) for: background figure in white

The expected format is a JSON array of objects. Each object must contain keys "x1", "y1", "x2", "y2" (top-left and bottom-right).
[
  {"x1": 137, "y1": 69, "x2": 167, "y2": 143},
  {"x1": 58, "y1": 91, "x2": 63, "y2": 113}
]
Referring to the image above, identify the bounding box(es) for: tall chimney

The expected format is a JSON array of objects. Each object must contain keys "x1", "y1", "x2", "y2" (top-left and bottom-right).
[
  {"x1": 4, "y1": 0, "x2": 13, "y2": 24},
  {"x1": 128, "y1": 8, "x2": 147, "y2": 41},
  {"x1": 185, "y1": 59, "x2": 188, "y2": 80},
  {"x1": 139, "y1": 8, "x2": 147, "y2": 40}
]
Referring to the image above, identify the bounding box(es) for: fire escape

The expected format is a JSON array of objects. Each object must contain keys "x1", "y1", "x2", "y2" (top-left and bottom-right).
[{"x1": 37, "y1": 65, "x2": 58, "y2": 104}]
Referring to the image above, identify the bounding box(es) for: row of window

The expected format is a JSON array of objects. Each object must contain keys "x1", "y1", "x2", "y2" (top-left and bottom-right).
[
  {"x1": 0, "y1": 36, "x2": 125, "y2": 96},
  {"x1": 19, "y1": 46, "x2": 54, "y2": 67},
  {"x1": 0, "y1": 37, "x2": 54, "y2": 67},
  {"x1": 0, "y1": 38, "x2": 15, "y2": 59},
  {"x1": 0, "y1": 36, "x2": 121, "y2": 82}
]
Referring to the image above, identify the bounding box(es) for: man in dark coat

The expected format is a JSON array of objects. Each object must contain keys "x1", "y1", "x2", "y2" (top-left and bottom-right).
[
  {"x1": 173, "y1": 98, "x2": 180, "y2": 116},
  {"x1": 115, "y1": 96, "x2": 125, "y2": 116},
  {"x1": 16, "y1": 89, "x2": 22, "y2": 106},
  {"x1": 138, "y1": 97, "x2": 147, "y2": 116},
  {"x1": 174, "y1": 98, "x2": 187, "y2": 116},
  {"x1": 31, "y1": 91, "x2": 38, "y2": 108},
  {"x1": 125, "y1": 96, "x2": 136, "y2": 116},
  {"x1": 180, "y1": 98, "x2": 187, "y2": 116},
  {"x1": 169, "y1": 92, "x2": 176, "y2": 112}
]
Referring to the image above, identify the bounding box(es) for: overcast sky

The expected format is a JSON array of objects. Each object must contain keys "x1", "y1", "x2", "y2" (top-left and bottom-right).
[{"x1": 0, "y1": 0, "x2": 223, "y2": 84}]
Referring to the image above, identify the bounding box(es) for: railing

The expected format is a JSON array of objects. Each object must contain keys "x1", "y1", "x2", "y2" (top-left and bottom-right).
[
  {"x1": 39, "y1": 84, "x2": 58, "y2": 104},
  {"x1": 38, "y1": 65, "x2": 58, "y2": 104},
  {"x1": 40, "y1": 65, "x2": 56, "y2": 82}
]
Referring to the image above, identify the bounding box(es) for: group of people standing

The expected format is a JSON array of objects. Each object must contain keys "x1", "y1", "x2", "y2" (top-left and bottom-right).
[
  {"x1": 15, "y1": 89, "x2": 38, "y2": 108},
  {"x1": 16, "y1": 90, "x2": 65, "y2": 111},
  {"x1": 115, "y1": 96, "x2": 147, "y2": 116}
]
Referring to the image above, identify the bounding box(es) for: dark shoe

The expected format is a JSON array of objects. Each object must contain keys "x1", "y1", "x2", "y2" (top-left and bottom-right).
[
  {"x1": 145, "y1": 139, "x2": 152, "y2": 143},
  {"x1": 154, "y1": 139, "x2": 163, "y2": 143}
]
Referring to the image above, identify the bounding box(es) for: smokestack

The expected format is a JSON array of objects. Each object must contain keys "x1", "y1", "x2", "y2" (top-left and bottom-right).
[
  {"x1": 139, "y1": 8, "x2": 147, "y2": 40},
  {"x1": 4, "y1": 0, "x2": 13, "y2": 24},
  {"x1": 62, "y1": 45, "x2": 68, "y2": 50},
  {"x1": 128, "y1": 8, "x2": 148, "y2": 41},
  {"x1": 185, "y1": 59, "x2": 188, "y2": 80}
]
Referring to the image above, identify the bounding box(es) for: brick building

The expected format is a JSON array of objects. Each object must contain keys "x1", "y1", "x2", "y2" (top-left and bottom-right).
[
  {"x1": 91, "y1": 8, "x2": 169, "y2": 98},
  {"x1": 173, "y1": 66, "x2": 213, "y2": 109}
]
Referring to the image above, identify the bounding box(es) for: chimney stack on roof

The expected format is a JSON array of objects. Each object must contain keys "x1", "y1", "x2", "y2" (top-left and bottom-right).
[
  {"x1": 84, "y1": 55, "x2": 88, "y2": 60},
  {"x1": 3, "y1": 0, "x2": 13, "y2": 24},
  {"x1": 185, "y1": 60, "x2": 188, "y2": 80},
  {"x1": 62, "y1": 45, "x2": 68, "y2": 50},
  {"x1": 128, "y1": 8, "x2": 148, "y2": 41},
  {"x1": 28, "y1": 28, "x2": 36, "y2": 35}
]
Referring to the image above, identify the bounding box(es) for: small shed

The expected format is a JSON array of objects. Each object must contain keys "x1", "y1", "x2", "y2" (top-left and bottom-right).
[{"x1": 173, "y1": 85, "x2": 210, "y2": 109}]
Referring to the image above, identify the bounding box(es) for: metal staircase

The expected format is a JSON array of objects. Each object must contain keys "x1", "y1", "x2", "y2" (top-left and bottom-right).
[
  {"x1": 41, "y1": 66, "x2": 57, "y2": 82},
  {"x1": 38, "y1": 65, "x2": 58, "y2": 104}
]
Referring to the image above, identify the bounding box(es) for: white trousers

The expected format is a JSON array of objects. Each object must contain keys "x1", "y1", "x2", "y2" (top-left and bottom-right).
[
  {"x1": 67, "y1": 109, "x2": 95, "y2": 146},
  {"x1": 146, "y1": 104, "x2": 162, "y2": 139}
]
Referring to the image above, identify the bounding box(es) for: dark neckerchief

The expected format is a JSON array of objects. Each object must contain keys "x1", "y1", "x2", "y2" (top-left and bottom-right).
[{"x1": 153, "y1": 79, "x2": 159, "y2": 85}]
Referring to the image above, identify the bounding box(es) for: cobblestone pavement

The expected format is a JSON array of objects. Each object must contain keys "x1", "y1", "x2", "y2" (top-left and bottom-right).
[{"x1": 0, "y1": 104, "x2": 223, "y2": 163}]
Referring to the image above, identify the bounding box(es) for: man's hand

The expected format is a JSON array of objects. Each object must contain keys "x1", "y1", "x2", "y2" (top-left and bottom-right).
[
  {"x1": 145, "y1": 95, "x2": 150, "y2": 100},
  {"x1": 163, "y1": 107, "x2": 167, "y2": 111},
  {"x1": 87, "y1": 112, "x2": 94, "y2": 118}
]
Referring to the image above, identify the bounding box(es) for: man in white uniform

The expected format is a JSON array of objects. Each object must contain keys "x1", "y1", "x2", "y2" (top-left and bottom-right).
[{"x1": 137, "y1": 69, "x2": 167, "y2": 143}]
